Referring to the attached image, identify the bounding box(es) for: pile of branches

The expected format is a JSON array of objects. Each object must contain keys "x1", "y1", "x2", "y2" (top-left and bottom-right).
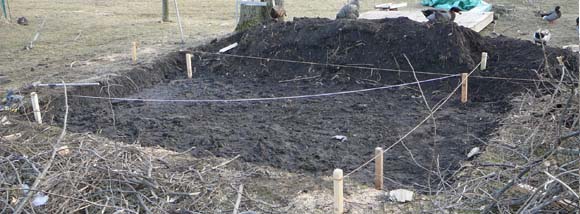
[
  {"x1": 0, "y1": 121, "x2": 281, "y2": 213},
  {"x1": 425, "y1": 60, "x2": 580, "y2": 213},
  {"x1": 0, "y1": 130, "x2": 220, "y2": 213}
]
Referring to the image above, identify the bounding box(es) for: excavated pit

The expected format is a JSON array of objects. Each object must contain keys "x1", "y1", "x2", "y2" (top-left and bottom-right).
[{"x1": 44, "y1": 18, "x2": 577, "y2": 189}]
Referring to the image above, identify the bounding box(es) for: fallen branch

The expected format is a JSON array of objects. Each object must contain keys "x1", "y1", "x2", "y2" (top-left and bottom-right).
[
  {"x1": 233, "y1": 184, "x2": 244, "y2": 214},
  {"x1": 202, "y1": 155, "x2": 240, "y2": 173},
  {"x1": 25, "y1": 16, "x2": 47, "y2": 50},
  {"x1": 278, "y1": 75, "x2": 321, "y2": 83},
  {"x1": 14, "y1": 81, "x2": 68, "y2": 214}
]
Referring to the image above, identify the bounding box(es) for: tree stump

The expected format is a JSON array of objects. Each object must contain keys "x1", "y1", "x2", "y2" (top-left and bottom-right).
[{"x1": 235, "y1": 0, "x2": 284, "y2": 31}]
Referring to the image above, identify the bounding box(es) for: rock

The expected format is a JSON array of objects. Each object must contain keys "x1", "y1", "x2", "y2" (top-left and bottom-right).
[
  {"x1": 387, "y1": 189, "x2": 414, "y2": 203},
  {"x1": 332, "y1": 135, "x2": 347, "y2": 142},
  {"x1": 0, "y1": 116, "x2": 11, "y2": 126},
  {"x1": 467, "y1": 147, "x2": 480, "y2": 158},
  {"x1": 17, "y1": 17, "x2": 29, "y2": 26},
  {"x1": 57, "y1": 146, "x2": 71, "y2": 156},
  {"x1": 20, "y1": 184, "x2": 30, "y2": 196},
  {"x1": 32, "y1": 192, "x2": 49, "y2": 206}
]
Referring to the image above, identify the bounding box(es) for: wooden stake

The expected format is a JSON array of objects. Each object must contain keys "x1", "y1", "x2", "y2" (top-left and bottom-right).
[
  {"x1": 132, "y1": 41, "x2": 138, "y2": 64},
  {"x1": 374, "y1": 147, "x2": 384, "y2": 190},
  {"x1": 480, "y1": 52, "x2": 488, "y2": 70},
  {"x1": 30, "y1": 92, "x2": 42, "y2": 124},
  {"x1": 186, "y1": 53, "x2": 192, "y2": 79},
  {"x1": 461, "y1": 73, "x2": 468, "y2": 103},
  {"x1": 333, "y1": 169, "x2": 344, "y2": 214}
]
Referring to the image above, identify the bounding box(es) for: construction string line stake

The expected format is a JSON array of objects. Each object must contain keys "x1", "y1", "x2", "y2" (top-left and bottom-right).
[
  {"x1": 374, "y1": 147, "x2": 384, "y2": 190},
  {"x1": 30, "y1": 92, "x2": 42, "y2": 124},
  {"x1": 132, "y1": 41, "x2": 138, "y2": 64},
  {"x1": 186, "y1": 53, "x2": 193, "y2": 79},
  {"x1": 461, "y1": 73, "x2": 468, "y2": 103},
  {"x1": 333, "y1": 169, "x2": 344, "y2": 214},
  {"x1": 480, "y1": 52, "x2": 488, "y2": 70}
]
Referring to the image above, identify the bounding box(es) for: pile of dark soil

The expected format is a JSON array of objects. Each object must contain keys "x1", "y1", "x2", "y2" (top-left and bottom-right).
[
  {"x1": 45, "y1": 18, "x2": 577, "y2": 189},
  {"x1": 186, "y1": 17, "x2": 577, "y2": 100}
]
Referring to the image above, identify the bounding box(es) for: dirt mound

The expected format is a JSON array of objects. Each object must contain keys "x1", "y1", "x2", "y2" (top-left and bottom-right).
[
  {"x1": 186, "y1": 17, "x2": 576, "y2": 100},
  {"x1": 190, "y1": 17, "x2": 485, "y2": 80},
  {"x1": 45, "y1": 18, "x2": 578, "y2": 189}
]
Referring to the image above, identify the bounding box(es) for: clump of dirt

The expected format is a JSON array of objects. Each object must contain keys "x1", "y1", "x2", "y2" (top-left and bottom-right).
[{"x1": 44, "y1": 18, "x2": 577, "y2": 190}]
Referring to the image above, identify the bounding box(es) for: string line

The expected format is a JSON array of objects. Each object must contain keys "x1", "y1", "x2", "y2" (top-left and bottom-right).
[{"x1": 72, "y1": 75, "x2": 458, "y2": 103}]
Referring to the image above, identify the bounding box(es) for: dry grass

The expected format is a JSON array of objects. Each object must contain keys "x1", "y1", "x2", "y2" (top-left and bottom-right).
[
  {"x1": 0, "y1": 0, "x2": 396, "y2": 91},
  {"x1": 1, "y1": 0, "x2": 576, "y2": 92}
]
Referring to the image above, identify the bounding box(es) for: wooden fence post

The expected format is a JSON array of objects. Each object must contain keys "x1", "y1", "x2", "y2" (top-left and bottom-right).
[
  {"x1": 333, "y1": 169, "x2": 344, "y2": 214},
  {"x1": 132, "y1": 41, "x2": 138, "y2": 64},
  {"x1": 480, "y1": 52, "x2": 488, "y2": 70},
  {"x1": 186, "y1": 53, "x2": 192, "y2": 79},
  {"x1": 374, "y1": 147, "x2": 384, "y2": 190},
  {"x1": 162, "y1": 0, "x2": 169, "y2": 22},
  {"x1": 30, "y1": 92, "x2": 42, "y2": 124},
  {"x1": 461, "y1": 73, "x2": 468, "y2": 103}
]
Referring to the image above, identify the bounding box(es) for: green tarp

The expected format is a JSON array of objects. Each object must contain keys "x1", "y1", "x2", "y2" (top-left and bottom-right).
[{"x1": 421, "y1": 0, "x2": 481, "y2": 11}]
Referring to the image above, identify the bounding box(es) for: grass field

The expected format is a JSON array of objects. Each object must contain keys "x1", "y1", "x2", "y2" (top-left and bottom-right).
[
  {"x1": 0, "y1": 0, "x2": 357, "y2": 91},
  {"x1": 1, "y1": 0, "x2": 577, "y2": 92}
]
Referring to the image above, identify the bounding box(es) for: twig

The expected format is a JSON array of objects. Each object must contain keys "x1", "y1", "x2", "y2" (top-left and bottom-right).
[
  {"x1": 278, "y1": 75, "x2": 320, "y2": 83},
  {"x1": 543, "y1": 171, "x2": 580, "y2": 199},
  {"x1": 524, "y1": 194, "x2": 564, "y2": 213},
  {"x1": 202, "y1": 155, "x2": 240, "y2": 173},
  {"x1": 403, "y1": 54, "x2": 439, "y2": 194},
  {"x1": 136, "y1": 193, "x2": 152, "y2": 214},
  {"x1": 232, "y1": 184, "x2": 244, "y2": 214},
  {"x1": 73, "y1": 30, "x2": 82, "y2": 41},
  {"x1": 25, "y1": 17, "x2": 47, "y2": 50}
]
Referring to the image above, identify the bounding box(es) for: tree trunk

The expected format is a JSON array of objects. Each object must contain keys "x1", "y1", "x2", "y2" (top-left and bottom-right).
[
  {"x1": 273, "y1": 0, "x2": 285, "y2": 22},
  {"x1": 162, "y1": 0, "x2": 169, "y2": 22},
  {"x1": 235, "y1": 0, "x2": 285, "y2": 31}
]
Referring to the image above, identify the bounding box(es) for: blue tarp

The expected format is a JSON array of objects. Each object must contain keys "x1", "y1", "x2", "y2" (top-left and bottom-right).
[{"x1": 421, "y1": 0, "x2": 482, "y2": 11}]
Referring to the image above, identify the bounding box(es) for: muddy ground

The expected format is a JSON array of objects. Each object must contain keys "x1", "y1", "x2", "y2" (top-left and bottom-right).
[
  {"x1": 65, "y1": 76, "x2": 498, "y2": 189},
  {"x1": 42, "y1": 18, "x2": 577, "y2": 191}
]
